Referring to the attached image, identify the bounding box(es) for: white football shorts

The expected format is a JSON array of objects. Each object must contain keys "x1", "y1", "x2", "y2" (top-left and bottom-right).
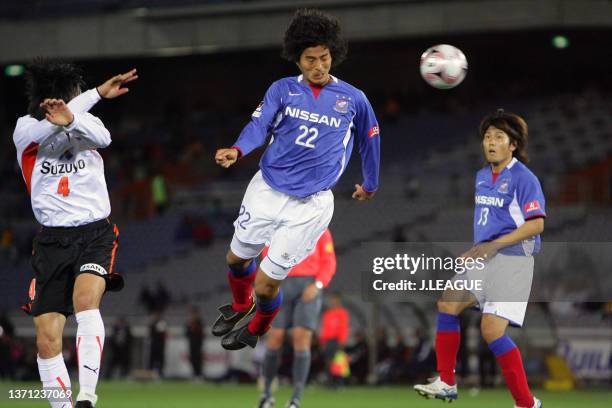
[
  {"x1": 454, "y1": 253, "x2": 534, "y2": 327},
  {"x1": 230, "y1": 171, "x2": 334, "y2": 280}
]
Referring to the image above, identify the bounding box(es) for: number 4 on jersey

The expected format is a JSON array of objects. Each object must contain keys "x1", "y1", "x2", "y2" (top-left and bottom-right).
[{"x1": 57, "y1": 176, "x2": 70, "y2": 197}]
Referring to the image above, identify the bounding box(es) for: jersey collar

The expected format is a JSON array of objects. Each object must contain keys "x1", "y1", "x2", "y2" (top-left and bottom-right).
[
  {"x1": 491, "y1": 157, "x2": 518, "y2": 174},
  {"x1": 297, "y1": 74, "x2": 338, "y2": 83}
]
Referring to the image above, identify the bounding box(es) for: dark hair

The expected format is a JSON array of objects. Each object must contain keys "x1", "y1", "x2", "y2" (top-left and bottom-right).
[
  {"x1": 282, "y1": 8, "x2": 348, "y2": 67},
  {"x1": 25, "y1": 58, "x2": 86, "y2": 120},
  {"x1": 479, "y1": 109, "x2": 529, "y2": 163}
]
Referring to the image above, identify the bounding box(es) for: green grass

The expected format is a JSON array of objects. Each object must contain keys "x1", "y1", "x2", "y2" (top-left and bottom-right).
[{"x1": 0, "y1": 382, "x2": 610, "y2": 407}]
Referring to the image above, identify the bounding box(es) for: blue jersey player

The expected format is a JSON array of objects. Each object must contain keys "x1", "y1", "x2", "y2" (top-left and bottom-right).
[
  {"x1": 212, "y1": 9, "x2": 380, "y2": 352},
  {"x1": 415, "y1": 110, "x2": 545, "y2": 408}
]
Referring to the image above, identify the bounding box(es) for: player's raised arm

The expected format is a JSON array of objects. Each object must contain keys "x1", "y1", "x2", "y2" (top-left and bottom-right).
[
  {"x1": 66, "y1": 89, "x2": 103, "y2": 114},
  {"x1": 42, "y1": 99, "x2": 111, "y2": 148},
  {"x1": 352, "y1": 91, "x2": 380, "y2": 200},
  {"x1": 13, "y1": 95, "x2": 100, "y2": 148},
  {"x1": 68, "y1": 113, "x2": 112, "y2": 148},
  {"x1": 97, "y1": 68, "x2": 138, "y2": 99},
  {"x1": 14, "y1": 66, "x2": 138, "y2": 149},
  {"x1": 215, "y1": 81, "x2": 283, "y2": 168},
  {"x1": 67, "y1": 68, "x2": 138, "y2": 113}
]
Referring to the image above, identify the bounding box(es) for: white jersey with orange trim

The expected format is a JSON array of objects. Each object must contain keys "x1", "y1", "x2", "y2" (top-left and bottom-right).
[{"x1": 13, "y1": 89, "x2": 112, "y2": 227}]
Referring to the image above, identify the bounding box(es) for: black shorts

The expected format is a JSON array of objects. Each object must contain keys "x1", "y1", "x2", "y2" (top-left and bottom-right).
[{"x1": 22, "y1": 219, "x2": 124, "y2": 317}]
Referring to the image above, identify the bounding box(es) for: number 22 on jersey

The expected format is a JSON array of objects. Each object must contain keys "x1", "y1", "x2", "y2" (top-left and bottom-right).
[
  {"x1": 57, "y1": 176, "x2": 70, "y2": 197},
  {"x1": 295, "y1": 125, "x2": 318, "y2": 149}
]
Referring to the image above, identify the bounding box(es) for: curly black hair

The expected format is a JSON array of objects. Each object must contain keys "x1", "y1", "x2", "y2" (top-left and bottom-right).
[
  {"x1": 25, "y1": 57, "x2": 86, "y2": 120},
  {"x1": 282, "y1": 8, "x2": 348, "y2": 67}
]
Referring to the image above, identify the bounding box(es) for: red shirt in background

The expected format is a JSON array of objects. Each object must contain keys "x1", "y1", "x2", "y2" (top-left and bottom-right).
[
  {"x1": 319, "y1": 306, "x2": 350, "y2": 346},
  {"x1": 261, "y1": 228, "x2": 337, "y2": 287}
]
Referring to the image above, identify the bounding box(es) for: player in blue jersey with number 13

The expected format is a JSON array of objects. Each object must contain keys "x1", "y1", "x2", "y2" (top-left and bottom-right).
[
  {"x1": 415, "y1": 109, "x2": 545, "y2": 408},
  {"x1": 213, "y1": 8, "x2": 380, "y2": 351}
]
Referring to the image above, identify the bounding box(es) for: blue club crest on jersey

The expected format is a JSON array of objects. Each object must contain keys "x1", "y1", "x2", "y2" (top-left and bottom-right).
[
  {"x1": 497, "y1": 178, "x2": 510, "y2": 193},
  {"x1": 333, "y1": 95, "x2": 350, "y2": 113}
]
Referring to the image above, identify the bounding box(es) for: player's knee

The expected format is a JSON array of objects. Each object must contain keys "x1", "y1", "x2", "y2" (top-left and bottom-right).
[
  {"x1": 226, "y1": 250, "x2": 249, "y2": 269},
  {"x1": 437, "y1": 299, "x2": 460, "y2": 315},
  {"x1": 73, "y1": 290, "x2": 97, "y2": 312},
  {"x1": 267, "y1": 331, "x2": 284, "y2": 350},
  {"x1": 293, "y1": 330, "x2": 313, "y2": 352},
  {"x1": 36, "y1": 333, "x2": 62, "y2": 358},
  {"x1": 254, "y1": 281, "x2": 279, "y2": 300},
  {"x1": 480, "y1": 322, "x2": 504, "y2": 344},
  {"x1": 225, "y1": 250, "x2": 238, "y2": 266}
]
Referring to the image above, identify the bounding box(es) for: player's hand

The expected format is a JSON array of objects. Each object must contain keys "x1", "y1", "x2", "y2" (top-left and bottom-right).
[
  {"x1": 352, "y1": 184, "x2": 375, "y2": 201},
  {"x1": 215, "y1": 148, "x2": 239, "y2": 168},
  {"x1": 96, "y1": 68, "x2": 138, "y2": 99},
  {"x1": 41, "y1": 99, "x2": 74, "y2": 126},
  {"x1": 302, "y1": 283, "x2": 320, "y2": 303},
  {"x1": 460, "y1": 242, "x2": 499, "y2": 262}
]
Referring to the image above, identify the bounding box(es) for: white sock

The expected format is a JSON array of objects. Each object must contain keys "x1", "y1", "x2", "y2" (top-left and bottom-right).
[
  {"x1": 37, "y1": 353, "x2": 73, "y2": 408},
  {"x1": 75, "y1": 309, "x2": 105, "y2": 406}
]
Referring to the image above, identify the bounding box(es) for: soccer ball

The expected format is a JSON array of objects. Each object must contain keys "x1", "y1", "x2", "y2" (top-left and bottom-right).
[{"x1": 420, "y1": 44, "x2": 468, "y2": 89}]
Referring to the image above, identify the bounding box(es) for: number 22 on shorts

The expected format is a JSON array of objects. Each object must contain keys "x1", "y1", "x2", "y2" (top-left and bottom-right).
[
  {"x1": 237, "y1": 205, "x2": 251, "y2": 230},
  {"x1": 57, "y1": 176, "x2": 70, "y2": 197}
]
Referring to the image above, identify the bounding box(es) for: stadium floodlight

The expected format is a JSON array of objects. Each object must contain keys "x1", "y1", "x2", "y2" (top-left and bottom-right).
[
  {"x1": 552, "y1": 35, "x2": 569, "y2": 49},
  {"x1": 4, "y1": 64, "x2": 24, "y2": 77}
]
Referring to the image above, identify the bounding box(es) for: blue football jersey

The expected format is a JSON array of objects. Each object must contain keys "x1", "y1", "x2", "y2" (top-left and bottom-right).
[
  {"x1": 474, "y1": 158, "x2": 546, "y2": 256},
  {"x1": 233, "y1": 75, "x2": 380, "y2": 198}
]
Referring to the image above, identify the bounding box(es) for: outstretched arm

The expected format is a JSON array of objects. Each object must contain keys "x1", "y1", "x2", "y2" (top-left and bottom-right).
[
  {"x1": 69, "y1": 68, "x2": 138, "y2": 113},
  {"x1": 14, "y1": 68, "x2": 138, "y2": 148},
  {"x1": 215, "y1": 81, "x2": 283, "y2": 168},
  {"x1": 96, "y1": 68, "x2": 138, "y2": 99}
]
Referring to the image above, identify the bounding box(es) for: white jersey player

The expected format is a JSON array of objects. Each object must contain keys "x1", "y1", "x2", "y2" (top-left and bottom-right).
[{"x1": 13, "y1": 59, "x2": 137, "y2": 408}]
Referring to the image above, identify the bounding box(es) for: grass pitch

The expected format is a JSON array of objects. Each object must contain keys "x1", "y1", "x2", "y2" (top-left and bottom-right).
[{"x1": 0, "y1": 382, "x2": 610, "y2": 407}]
